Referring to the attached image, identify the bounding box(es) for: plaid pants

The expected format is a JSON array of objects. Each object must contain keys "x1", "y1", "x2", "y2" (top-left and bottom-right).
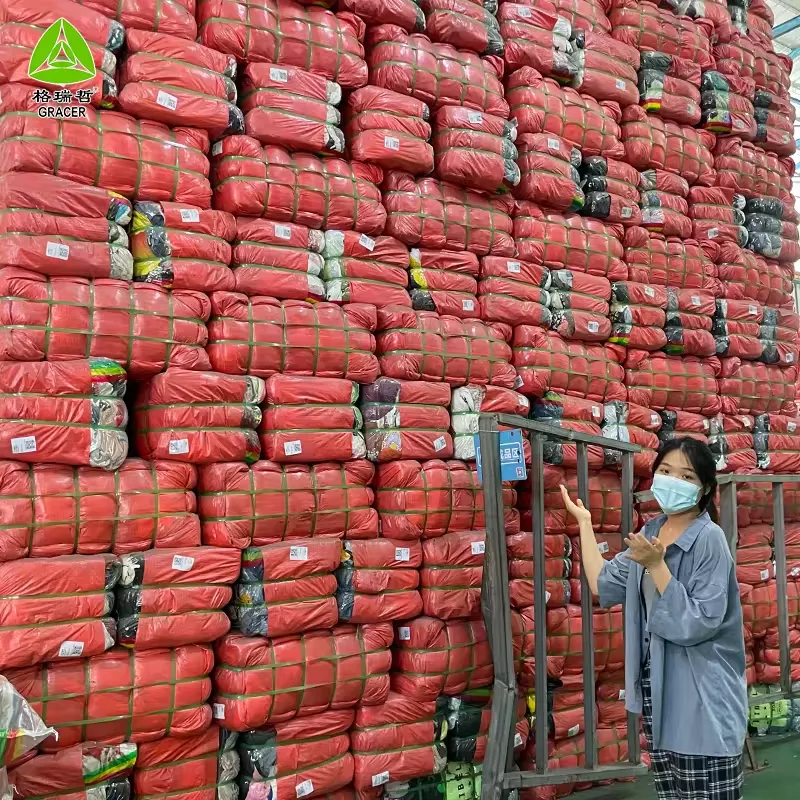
[{"x1": 642, "y1": 662, "x2": 744, "y2": 800}]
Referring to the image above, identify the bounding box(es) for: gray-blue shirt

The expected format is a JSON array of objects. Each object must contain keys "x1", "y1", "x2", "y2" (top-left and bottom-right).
[{"x1": 597, "y1": 512, "x2": 748, "y2": 757}]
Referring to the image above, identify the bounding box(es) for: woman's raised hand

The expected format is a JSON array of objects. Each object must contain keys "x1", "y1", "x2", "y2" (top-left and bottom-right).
[{"x1": 560, "y1": 485, "x2": 592, "y2": 525}]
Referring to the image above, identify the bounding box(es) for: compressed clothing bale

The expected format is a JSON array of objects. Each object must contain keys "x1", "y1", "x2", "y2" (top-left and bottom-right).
[
  {"x1": 383, "y1": 172, "x2": 515, "y2": 255},
  {"x1": 0, "y1": 359, "x2": 128, "y2": 470},
  {"x1": 420, "y1": 531, "x2": 485, "y2": 619},
  {"x1": 339, "y1": 0, "x2": 425, "y2": 31},
  {"x1": 232, "y1": 538, "x2": 340, "y2": 637},
  {"x1": 450, "y1": 385, "x2": 529, "y2": 459},
  {"x1": 6, "y1": 644, "x2": 214, "y2": 750},
  {"x1": 547, "y1": 688, "x2": 588, "y2": 740},
  {"x1": 707, "y1": 413, "x2": 757, "y2": 472},
  {"x1": 260, "y1": 374, "x2": 366, "y2": 462},
  {"x1": 478, "y1": 256, "x2": 551, "y2": 329},
  {"x1": 346, "y1": 87, "x2": 433, "y2": 175},
  {"x1": 530, "y1": 393, "x2": 605, "y2": 468},
  {"x1": 669, "y1": 0, "x2": 732, "y2": 42},
  {"x1": 446, "y1": 710, "x2": 526, "y2": 770},
  {"x1": 638, "y1": 196, "x2": 693, "y2": 240},
  {"x1": 754, "y1": 636, "x2": 800, "y2": 684},
  {"x1": 198, "y1": 460, "x2": 377, "y2": 548},
  {"x1": 547, "y1": 269, "x2": 612, "y2": 343},
  {"x1": 597, "y1": 681, "x2": 626, "y2": 726},
  {"x1": 700, "y1": 71, "x2": 756, "y2": 141},
  {"x1": 512, "y1": 327, "x2": 625, "y2": 402},
  {"x1": 507, "y1": 531, "x2": 573, "y2": 609},
  {"x1": 408, "y1": 249, "x2": 480, "y2": 319},
  {"x1": 663, "y1": 287, "x2": 716, "y2": 358},
  {"x1": 211, "y1": 624, "x2": 392, "y2": 729},
  {"x1": 717, "y1": 360, "x2": 798, "y2": 417},
  {"x1": 741, "y1": 580, "x2": 780, "y2": 638},
  {"x1": 422, "y1": 0, "x2": 503, "y2": 56},
  {"x1": 548, "y1": 0, "x2": 610, "y2": 32},
  {"x1": 514, "y1": 134, "x2": 584, "y2": 213},
  {"x1": 116, "y1": 547, "x2": 239, "y2": 649},
  {"x1": 0, "y1": 268, "x2": 211, "y2": 377},
  {"x1": 657, "y1": 409, "x2": 711, "y2": 446},
  {"x1": 207, "y1": 294, "x2": 379, "y2": 382},
  {"x1": 0, "y1": 553, "x2": 119, "y2": 670},
  {"x1": 322, "y1": 230, "x2": 411, "y2": 308},
  {"x1": 337, "y1": 539, "x2": 423, "y2": 624},
  {"x1": 637, "y1": 52, "x2": 701, "y2": 127},
  {"x1": 514, "y1": 202, "x2": 626, "y2": 280},
  {"x1": 0, "y1": 458, "x2": 200, "y2": 563},
  {"x1": 211, "y1": 137, "x2": 385, "y2": 233},
  {"x1": 713, "y1": 137, "x2": 793, "y2": 200},
  {"x1": 131, "y1": 201, "x2": 236, "y2": 292},
  {"x1": 580, "y1": 156, "x2": 640, "y2": 204},
  {"x1": 601, "y1": 400, "x2": 661, "y2": 476},
  {"x1": 240, "y1": 63, "x2": 344, "y2": 154},
  {"x1": 198, "y1": 1, "x2": 368, "y2": 89},
  {"x1": 134, "y1": 370, "x2": 264, "y2": 464},
  {"x1": 373, "y1": 459, "x2": 519, "y2": 540},
  {"x1": 376, "y1": 306, "x2": 516, "y2": 387},
  {"x1": 754, "y1": 414, "x2": 800, "y2": 472},
  {"x1": 713, "y1": 300, "x2": 799, "y2": 366},
  {"x1": 570, "y1": 30, "x2": 639, "y2": 107},
  {"x1": 70, "y1": 0, "x2": 197, "y2": 39},
  {"x1": 689, "y1": 186, "x2": 748, "y2": 248},
  {"x1": 735, "y1": 525, "x2": 774, "y2": 586}
]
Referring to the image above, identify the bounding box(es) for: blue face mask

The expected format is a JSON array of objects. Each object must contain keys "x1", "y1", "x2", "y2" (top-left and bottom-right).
[{"x1": 651, "y1": 473, "x2": 701, "y2": 515}]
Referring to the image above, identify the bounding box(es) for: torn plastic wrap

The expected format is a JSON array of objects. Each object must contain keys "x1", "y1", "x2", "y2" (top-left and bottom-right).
[
  {"x1": 337, "y1": 539, "x2": 423, "y2": 623},
  {"x1": 0, "y1": 269, "x2": 211, "y2": 377},
  {"x1": 0, "y1": 553, "x2": 119, "y2": 669},
  {"x1": 420, "y1": 531, "x2": 485, "y2": 619},
  {"x1": 71, "y1": 0, "x2": 197, "y2": 39},
  {"x1": 515, "y1": 134, "x2": 584, "y2": 213},
  {"x1": 241, "y1": 63, "x2": 344, "y2": 154},
  {"x1": 211, "y1": 625, "x2": 392, "y2": 729},
  {"x1": 478, "y1": 255, "x2": 552, "y2": 328},
  {"x1": 198, "y1": 460, "x2": 377, "y2": 549},
  {"x1": 422, "y1": 0, "x2": 504, "y2": 55},
  {"x1": 0, "y1": 459, "x2": 200, "y2": 562},
  {"x1": 131, "y1": 201, "x2": 236, "y2": 292},
  {"x1": 602, "y1": 400, "x2": 661, "y2": 476},
  {"x1": 717, "y1": 359, "x2": 797, "y2": 416},
  {"x1": 530, "y1": 393, "x2": 605, "y2": 468},
  {"x1": 116, "y1": 547, "x2": 239, "y2": 649},
  {"x1": 548, "y1": 269, "x2": 612, "y2": 343},
  {"x1": 0, "y1": 676, "x2": 54, "y2": 767},
  {"x1": 507, "y1": 530, "x2": 572, "y2": 609},
  {"x1": 233, "y1": 538, "x2": 340, "y2": 637},
  {"x1": 708, "y1": 414, "x2": 757, "y2": 472},
  {"x1": 211, "y1": 138, "x2": 385, "y2": 233}
]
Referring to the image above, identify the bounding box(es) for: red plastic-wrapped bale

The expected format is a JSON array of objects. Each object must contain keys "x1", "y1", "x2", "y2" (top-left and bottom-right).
[
  {"x1": 548, "y1": 269, "x2": 612, "y2": 343},
  {"x1": 601, "y1": 400, "x2": 661, "y2": 476},
  {"x1": 707, "y1": 413, "x2": 757, "y2": 472},
  {"x1": 735, "y1": 525, "x2": 774, "y2": 586},
  {"x1": 420, "y1": 531, "x2": 485, "y2": 620},
  {"x1": 515, "y1": 134, "x2": 584, "y2": 213},
  {"x1": 507, "y1": 531, "x2": 572, "y2": 609},
  {"x1": 657, "y1": 408, "x2": 711, "y2": 446},
  {"x1": 423, "y1": 0, "x2": 504, "y2": 56},
  {"x1": 754, "y1": 414, "x2": 800, "y2": 472},
  {"x1": 408, "y1": 248, "x2": 480, "y2": 318},
  {"x1": 700, "y1": 71, "x2": 756, "y2": 141},
  {"x1": 571, "y1": 31, "x2": 639, "y2": 107},
  {"x1": 662, "y1": 287, "x2": 716, "y2": 358},
  {"x1": 71, "y1": 0, "x2": 197, "y2": 39},
  {"x1": 713, "y1": 138, "x2": 792, "y2": 200},
  {"x1": 478, "y1": 255, "x2": 552, "y2": 329},
  {"x1": 530, "y1": 393, "x2": 605, "y2": 468},
  {"x1": 340, "y1": 0, "x2": 425, "y2": 31}
]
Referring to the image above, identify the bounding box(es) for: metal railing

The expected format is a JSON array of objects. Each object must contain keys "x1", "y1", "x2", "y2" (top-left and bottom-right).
[{"x1": 478, "y1": 413, "x2": 647, "y2": 800}]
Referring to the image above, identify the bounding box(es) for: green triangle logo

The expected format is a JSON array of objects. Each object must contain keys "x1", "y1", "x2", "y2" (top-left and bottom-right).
[{"x1": 28, "y1": 18, "x2": 96, "y2": 87}]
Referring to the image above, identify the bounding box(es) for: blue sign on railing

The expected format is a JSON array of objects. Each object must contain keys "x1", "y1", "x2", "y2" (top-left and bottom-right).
[{"x1": 474, "y1": 428, "x2": 527, "y2": 483}]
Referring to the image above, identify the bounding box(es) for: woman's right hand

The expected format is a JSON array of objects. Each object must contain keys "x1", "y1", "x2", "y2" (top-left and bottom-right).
[{"x1": 560, "y1": 485, "x2": 592, "y2": 525}]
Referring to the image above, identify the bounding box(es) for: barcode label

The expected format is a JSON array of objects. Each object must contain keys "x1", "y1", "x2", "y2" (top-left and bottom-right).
[
  {"x1": 645, "y1": 286, "x2": 655, "y2": 297},
  {"x1": 598, "y1": 541, "x2": 609, "y2": 554},
  {"x1": 789, "y1": 422, "x2": 796, "y2": 432},
  {"x1": 568, "y1": 724, "x2": 580, "y2": 737},
  {"x1": 468, "y1": 111, "x2": 483, "y2": 124},
  {"x1": 398, "y1": 626, "x2": 411, "y2": 640},
  {"x1": 471, "y1": 541, "x2": 486, "y2": 555},
  {"x1": 433, "y1": 436, "x2": 447, "y2": 451},
  {"x1": 395, "y1": 547, "x2": 411, "y2": 561},
  {"x1": 59, "y1": 641, "x2": 84, "y2": 658},
  {"x1": 592, "y1": 406, "x2": 601, "y2": 417},
  {"x1": 615, "y1": 79, "x2": 626, "y2": 90},
  {"x1": 46, "y1": 241, "x2": 70, "y2": 260},
  {"x1": 587, "y1": 321, "x2": 599, "y2": 333},
  {"x1": 619, "y1": 689, "x2": 626, "y2": 700},
  {"x1": 179, "y1": 208, "x2": 200, "y2": 223},
  {"x1": 519, "y1": 5, "x2": 532, "y2": 16},
  {"x1": 270, "y1": 67, "x2": 289, "y2": 83},
  {"x1": 787, "y1": 353, "x2": 795, "y2": 363},
  {"x1": 547, "y1": 137, "x2": 560, "y2": 150},
  {"x1": 384, "y1": 136, "x2": 400, "y2": 151},
  {"x1": 707, "y1": 228, "x2": 719, "y2": 239},
  {"x1": 507, "y1": 261, "x2": 521, "y2": 273},
  {"x1": 212, "y1": 141, "x2": 224, "y2": 156},
  {"x1": 514, "y1": 732, "x2": 524, "y2": 746},
  {"x1": 691, "y1": 295, "x2": 701, "y2": 306},
  {"x1": 11, "y1": 436, "x2": 36, "y2": 454},
  {"x1": 651, "y1": 414, "x2": 660, "y2": 426},
  {"x1": 792, "y1": 567, "x2": 800, "y2": 577},
  {"x1": 761, "y1": 569, "x2": 770, "y2": 580},
  {"x1": 290, "y1": 545, "x2": 309, "y2": 561},
  {"x1": 296, "y1": 781, "x2": 314, "y2": 797},
  {"x1": 359, "y1": 234, "x2": 375, "y2": 251},
  {"x1": 168, "y1": 439, "x2": 189, "y2": 455},
  {"x1": 172, "y1": 555, "x2": 194, "y2": 571},
  {"x1": 545, "y1": 591, "x2": 551, "y2": 602},
  {"x1": 743, "y1": 417, "x2": 752, "y2": 429},
  {"x1": 213, "y1": 703, "x2": 225, "y2": 719},
  {"x1": 156, "y1": 90, "x2": 178, "y2": 110},
  {"x1": 621, "y1": 206, "x2": 632, "y2": 219},
  {"x1": 275, "y1": 224, "x2": 292, "y2": 240},
  {"x1": 514, "y1": 375, "x2": 524, "y2": 389},
  {"x1": 372, "y1": 772, "x2": 390, "y2": 788},
  {"x1": 284, "y1": 440, "x2": 303, "y2": 456},
  {"x1": 749, "y1": 304, "x2": 758, "y2": 316},
  {"x1": 462, "y1": 299, "x2": 475, "y2": 311}
]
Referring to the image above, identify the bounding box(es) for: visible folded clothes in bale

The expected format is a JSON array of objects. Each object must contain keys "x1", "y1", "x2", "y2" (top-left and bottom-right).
[
  {"x1": 211, "y1": 625, "x2": 392, "y2": 730},
  {"x1": 548, "y1": 269, "x2": 612, "y2": 343},
  {"x1": 663, "y1": 287, "x2": 716, "y2": 358},
  {"x1": 420, "y1": 531, "x2": 485, "y2": 620},
  {"x1": 571, "y1": 30, "x2": 639, "y2": 107},
  {"x1": 707, "y1": 413, "x2": 757, "y2": 472},
  {"x1": 409, "y1": 252, "x2": 480, "y2": 319},
  {"x1": 713, "y1": 300, "x2": 799, "y2": 366},
  {"x1": 135, "y1": 370, "x2": 264, "y2": 464},
  {"x1": 638, "y1": 52, "x2": 701, "y2": 127},
  {"x1": 340, "y1": 0, "x2": 426, "y2": 31},
  {"x1": 754, "y1": 413, "x2": 800, "y2": 472}
]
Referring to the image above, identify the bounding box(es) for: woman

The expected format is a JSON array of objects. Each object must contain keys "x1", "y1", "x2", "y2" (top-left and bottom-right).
[{"x1": 561, "y1": 436, "x2": 748, "y2": 800}]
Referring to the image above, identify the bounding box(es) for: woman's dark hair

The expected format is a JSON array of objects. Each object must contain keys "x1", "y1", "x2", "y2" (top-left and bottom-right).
[{"x1": 652, "y1": 437, "x2": 718, "y2": 523}]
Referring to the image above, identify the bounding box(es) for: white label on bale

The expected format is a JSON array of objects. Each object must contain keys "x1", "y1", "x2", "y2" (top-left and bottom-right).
[
  {"x1": 468, "y1": 111, "x2": 483, "y2": 124},
  {"x1": 547, "y1": 137, "x2": 560, "y2": 151},
  {"x1": 169, "y1": 439, "x2": 189, "y2": 455},
  {"x1": 687, "y1": 104, "x2": 694, "y2": 115},
  {"x1": 156, "y1": 90, "x2": 178, "y2": 111},
  {"x1": 172, "y1": 555, "x2": 195, "y2": 571},
  {"x1": 615, "y1": 79, "x2": 626, "y2": 90},
  {"x1": 545, "y1": 591, "x2": 551, "y2": 602},
  {"x1": 598, "y1": 541, "x2": 609, "y2": 554},
  {"x1": 213, "y1": 703, "x2": 225, "y2": 719},
  {"x1": 760, "y1": 569, "x2": 770, "y2": 581},
  {"x1": 270, "y1": 67, "x2": 289, "y2": 83},
  {"x1": 592, "y1": 405, "x2": 601, "y2": 417},
  {"x1": 59, "y1": 641, "x2": 84, "y2": 658},
  {"x1": 507, "y1": 261, "x2": 521, "y2": 273},
  {"x1": 372, "y1": 773, "x2": 390, "y2": 788},
  {"x1": 703, "y1": 419, "x2": 710, "y2": 431},
  {"x1": 46, "y1": 241, "x2": 70, "y2": 260},
  {"x1": 395, "y1": 547, "x2": 411, "y2": 562},
  {"x1": 359, "y1": 234, "x2": 376, "y2": 251},
  {"x1": 514, "y1": 732, "x2": 524, "y2": 747},
  {"x1": 743, "y1": 417, "x2": 752, "y2": 429},
  {"x1": 735, "y1": 119, "x2": 744, "y2": 129},
  {"x1": 275, "y1": 224, "x2": 292, "y2": 240},
  {"x1": 708, "y1": 228, "x2": 719, "y2": 239},
  {"x1": 471, "y1": 541, "x2": 486, "y2": 555},
  {"x1": 290, "y1": 545, "x2": 309, "y2": 561},
  {"x1": 296, "y1": 781, "x2": 314, "y2": 798},
  {"x1": 793, "y1": 567, "x2": 800, "y2": 577},
  {"x1": 568, "y1": 725, "x2": 580, "y2": 737},
  {"x1": 519, "y1": 5, "x2": 532, "y2": 16},
  {"x1": 587, "y1": 320, "x2": 599, "y2": 333},
  {"x1": 787, "y1": 353, "x2": 795, "y2": 363},
  {"x1": 644, "y1": 286, "x2": 655, "y2": 298},
  {"x1": 462, "y1": 299, "x2": 475, "y2": 311},
  {"x1": 384, "y1": 135, "x2": 400, "y2": 151},
  {"x1": 619, "y1": 689, "x2": 626, "y2": 700},
  {"x1": 284, "y1": 440, "x2": 303, "y2": 456},
  {"x1": 691, "y1": 295, "x2": 701, "y2": 306},
  {"x1": 651, "y1": 413, "x2": 660, "y2": 426},
  {"x1": 212, "y1": 141, "x2": 224, "y2": 156},
  {"x1": 398, "y1": 626, "x2": 411, "y2": 640},
  {"x1": 514, "y1": 375, "x2": 524, "y2": 389},
  {"x1": 789, "y1": 421, "x2": 797, "y2": 433},
  {"x1": 11, "y1": 436, "x2": 36, "y2": 454},
  {"x1": 179, "y1": 208, "x2": 200, "y2": 223},
  {"x1": 434, "y1": 435, "x2": 447, "y2": 451},
  {"x1": 749, "y1": 304, "x2": 758, "y2": 316},
  {"x1": 621, "y1": 206, "x2": 632, "y2": 219}
]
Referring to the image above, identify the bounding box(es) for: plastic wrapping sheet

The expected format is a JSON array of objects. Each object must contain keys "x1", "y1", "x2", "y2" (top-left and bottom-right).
[
  {"x1": 689, "y1": 188, "x2": 748, "y2": 248},
  {"x1": 707, "y1": 413, "x2": 757, "y2": 472},
  {"x1": 754, "y1": 414, "x2": 800, "y2": 472},
  {"x1": 0, "y1": 107, "x2": 211, "y2": 207},
  {"x1": 623, "y1": 228, "x2": 716, "y2": 291},
  {"x1": 422, "y1": 0, "x2": 503, "y2": 56},
  {"x1": 211, "y1": 138, "x2": 385, "y2": 233},
  {"x1": 570, "y1": 30, "x2": 639, "y2": 107},
  {"x1": 376, "y1": 307, "x2": 517, "y2": 387},
  {"x1": 713, "y1": 300, "x2": 799, "y2": 366},
  {"x1": 530, "y1": 393, "x2": 605, "y2": 468},
  {"x1": 135, "y1": 370, "x2": 263, "y2": 464},
  {"x1": 70, "y1": 0, "x2": 198, "y2": 39},
  {"x1": 741, "y1": 580, "x2": 781, "y2": 638},
  {"x1": 514, "y1": 134, "x2": 584, "y2": 213},
  {"x1": 445, "y1": 700, "x2": 528, "y2": 763},
  {"x1": 737, "y1": 482, "x2": 800, "y2": 527},
  {"x1": 662, "y1": 287, "x2": 716, "y2": 358},
  {"x1": 232, "y1": 538, "x2": 340, "y2": 637},
  {"x1": 0, "y1": 459, "x2": 200, "y2": 562},
  {"x1": 597, "y1": 679, "x2": 626, "y2": 725},
  {"x1": 351, "y1": 693, "x2": 447, "y2": 789},
  {"x1": 548, "y1": 0, "x2": 610, "y2": 32},
  {"x1": 0, "y1": 359, "x2": 128, "y2": 470},
  {"x1": 713, "y1": 137, "x2": 792, "y2": 199},
  {"x1": 667, "y1": 0, "x2": 733, "y2": 43},
  {"x1": 0, "y1": 553, "x2": 119, "y2": 669},
  {"x1": 0, "y1": 269, "x2": 211, "y2": 377},
  {"x1": 477, "y1": 259, "x2": 552, "y2": 329},
  {"x1": 197, "y1": 1, "x2": 368, "y2": 88},
  {"x1": 323, "y1": 231, "x2": 411, "y2": 308},
  {"x1": 131, "y1": 201, "x2": 235, "y2": 292},
  {"x1": 419, "y1": 531, "x2": 484, "y2": 620},
  {"x1": 383, "y1": 173, "x2": 515, "y2": 255},
  {"x1": 602, "y1": 400, "x2": 661, "y2": 476},
  {"x1": 514, "y1": 203, "x2": 626, "y2": 279},
  {"x1": 714, "y1": 244, "x2": 793, "y2": 307},
  {"x1": 433, "y1": 106, "x2": 520, "y2": 193},
  {"x1": 373, "y1": 459, "x2": 519, "y2": 540},
  {"x1": 366, "y1": 26, "x2": 509, "y2": 117},
  {"x1": 546, "y1": 688, "x2": 587, "y2": 740},
  {"x1": 505, "y1": 67, "x2": 624, "y2": 159},
  {"x1": 735, "y1": 525, "x2": 773, "y2": 586},
  {"x1": 507, "y1": 531, "x2": 572, "y2": 609},
  {"x1": 754, "y1": 637, "x2": 800, "y2": 684},
  {"x1": 211, "y1": 625, "x2": 392, "y2": 729},
  {"x1": 340, "y1": 0, "x2": 425, "y2": 31},
  {"x1": 512, "y1": 328, "x2": 625, "y2": 401},
  {"x1": 346, "y1": 87, "x2": 434, "y2": 174},
  {"x1": 240, "y1": 63, "x2": 345, "y2": 154},
  {"x1": 712, "y1": 38, "x2": 755, "y2": 82},
  {"x1": 753, "y1": 47, "x2": 793, "y2": 99},
  {"x1": 198, "y1": 460, "x2": 378, "y2": 548},
  {"x1": 134, "y1": 729, "x2": 239, "y2": 800},
  {"x1": 391, "y1": 617, "x2": 494, "y2": 700},
  {"x1": 116, "y1": 547, "x2": 239, "y2": 649},
  {"x1": 207, "y1": 295, "x2": 379, "y2": 382},
  {"x1": 581, "y1": 191, "x2": 641, "y2": 227},
  {"x1": 624, "y1": 350, "x2": 721, "y2": 414},
  {"x1": 337, "y1": 539, "x2": 422, "y2": 623}
]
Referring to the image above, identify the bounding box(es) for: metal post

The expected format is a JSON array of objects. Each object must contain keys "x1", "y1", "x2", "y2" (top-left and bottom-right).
[
  {"x1": 772, "y1": 483, "x2": 791, "y2": 699},
  {"x1": 719, "y1": 480, "x2": 738, "y2": 559}
]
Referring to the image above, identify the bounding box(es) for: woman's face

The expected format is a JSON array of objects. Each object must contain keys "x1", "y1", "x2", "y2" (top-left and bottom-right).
[{"x1": 655, "y1": 447, "x2": 703, "y2": 489}]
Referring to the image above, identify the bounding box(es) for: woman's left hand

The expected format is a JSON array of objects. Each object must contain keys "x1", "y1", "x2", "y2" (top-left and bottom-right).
[{"x1": 623, "y1": 533, "x2": 666, "y2": 569}]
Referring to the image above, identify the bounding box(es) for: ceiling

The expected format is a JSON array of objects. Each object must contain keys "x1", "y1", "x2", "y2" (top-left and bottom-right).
[{"x1": 769, "y1": 0, "x2": 800, "y2": 96}]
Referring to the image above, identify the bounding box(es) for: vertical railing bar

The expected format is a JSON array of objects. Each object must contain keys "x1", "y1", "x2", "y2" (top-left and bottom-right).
[
  {"x1": 532, "y1": 434, "x2": 549, "y2": 776},
  {"x1": 772, "y1": 482, "x2": 791, "y2": 699},
  {"x1": 719, "y1": 480, "x2": 739, "y2": 560}
]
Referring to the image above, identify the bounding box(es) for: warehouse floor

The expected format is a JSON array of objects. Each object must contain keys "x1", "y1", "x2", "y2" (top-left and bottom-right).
[{"x1": 577, "y1": 736, "x2": 799, "y2": 799}]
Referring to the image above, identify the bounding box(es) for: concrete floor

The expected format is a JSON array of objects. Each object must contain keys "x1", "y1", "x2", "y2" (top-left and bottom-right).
[{"x1": 576, "y1": 736, "x2": 799, "y2": 799}]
